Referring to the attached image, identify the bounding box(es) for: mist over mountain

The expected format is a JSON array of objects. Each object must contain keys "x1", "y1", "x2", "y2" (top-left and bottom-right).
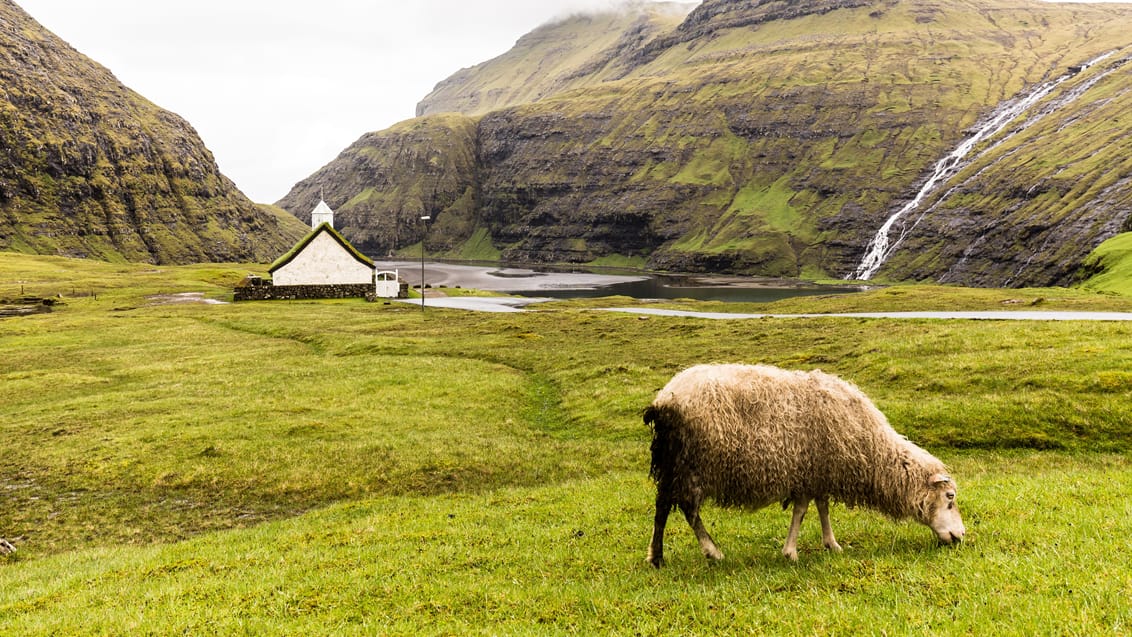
[
  {"x1": 0, "y1": 0, "x2": 307, "y2": 264},
  {"x1": 417, "y1": 3, "x2": 697, "y2": 118},
  {"x1": 281, "y1": 0, "x2": 1132, "y2": 287}
]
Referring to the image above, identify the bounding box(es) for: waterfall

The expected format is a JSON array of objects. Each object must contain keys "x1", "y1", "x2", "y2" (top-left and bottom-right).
[{"x1": 849, "y1": 51, "x2": 1117, "y2": 281}]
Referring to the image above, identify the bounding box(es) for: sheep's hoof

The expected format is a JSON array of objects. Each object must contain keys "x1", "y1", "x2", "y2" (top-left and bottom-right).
[
  {"x1": 782, "y1": 548, "x2": 799, "y2": 562},
  {"x1": 825, "y1": 541, "x2": 843, "y2": 553},
  {"x1": 647, "y1": 554, "x2": 664, "y2": 569}
]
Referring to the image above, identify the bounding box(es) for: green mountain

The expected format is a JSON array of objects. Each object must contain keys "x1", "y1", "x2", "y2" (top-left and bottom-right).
[
  {"x1": 417, "y1": 3, "x2": 697, "y2": 118},
  {"x1": 0, "y1": 0, "x2": 307, "y2": 264},
  {"x1": 278, "y1": 0, "x2": 1132, "y2": 287}
]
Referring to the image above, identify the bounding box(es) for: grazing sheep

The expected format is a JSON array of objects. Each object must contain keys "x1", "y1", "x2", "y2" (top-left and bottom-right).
[{"x1": 645, "y1": 363, "x2": 965, "y2": 567}]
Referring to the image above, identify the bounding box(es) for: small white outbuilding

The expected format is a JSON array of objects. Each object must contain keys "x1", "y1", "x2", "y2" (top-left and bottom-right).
[{"x1": 375, "y1": 270, "x2": 401, "y2": 298}]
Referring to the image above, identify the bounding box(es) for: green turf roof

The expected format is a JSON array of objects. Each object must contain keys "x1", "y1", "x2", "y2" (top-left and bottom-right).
[{"x1": 268, "y1": 223, "x2": 375, "y2": 274}]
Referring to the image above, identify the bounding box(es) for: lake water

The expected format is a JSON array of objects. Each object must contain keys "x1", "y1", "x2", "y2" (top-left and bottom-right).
[
  {"x1": 376, "y1": 261, "x2": 860, "y2": 304},
  {"x1": 510, "y1": 275, "x2": 859, "y2": 303}
]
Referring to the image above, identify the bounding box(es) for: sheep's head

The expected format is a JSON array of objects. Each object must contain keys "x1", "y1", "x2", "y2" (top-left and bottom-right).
[{"x1": 921, "y1": 473, "x2": 965, "y2": 544}]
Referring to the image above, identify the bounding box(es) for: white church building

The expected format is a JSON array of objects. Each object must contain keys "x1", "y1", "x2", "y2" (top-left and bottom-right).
[
  {"x1": 235, "y1": 200, "x2": 406, "y2": 301},
  {"x1": 269, "y1": 201, "x2": 375, "y2": 287}
]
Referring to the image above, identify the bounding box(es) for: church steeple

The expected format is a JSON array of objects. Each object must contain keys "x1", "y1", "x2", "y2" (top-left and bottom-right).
[{"x1": 311, "y1": 200, "x2": 334, "y2": 229}]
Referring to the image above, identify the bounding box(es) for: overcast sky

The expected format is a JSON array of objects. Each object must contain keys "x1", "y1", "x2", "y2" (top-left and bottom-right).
[{"x1": 15, "y1": 0, "x2": 683, "y2": 203}]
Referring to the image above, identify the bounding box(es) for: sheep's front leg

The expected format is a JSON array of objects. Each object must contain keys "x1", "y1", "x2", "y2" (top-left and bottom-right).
[
  {"x1": 816, "y1": 497, "x2": 842, "y2": 553},
  {"x1": 679, "y1": 499, "x2": 723, "y2": 562},
  {"x1": 783, "y1": 499, "x2": 810, "y2": 561}
]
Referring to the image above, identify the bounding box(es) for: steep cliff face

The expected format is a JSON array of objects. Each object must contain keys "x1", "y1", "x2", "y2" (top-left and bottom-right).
[
  {"x1": 277, "y1": 114, "x2": 480, "y2": 257},
  {"x1": 623, "y1": 0, "x2": 877, "y2": 70},
  {"x1": 283, "y1": 0, "x2": 1132, "y2": 287},
  {"x1": 0, "y1": 1, "x2": 307, "y2": 264}
]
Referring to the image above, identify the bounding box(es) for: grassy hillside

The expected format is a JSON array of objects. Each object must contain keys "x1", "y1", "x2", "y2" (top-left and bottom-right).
[
  {"x1": 877, "y1": 50, "x2": 1132, "y2": 286},
  {"x1": 5, "y1": 460, "x2": 1130, "y2": 634},
  {"x1": 285, "y1": 0, "x2": 1132, "y2": 288},
  {"x1": 416, "y1": 4, "x2": 695, "y2": 117},
  {"x1": 0, "y1": 1, "x2": 308, "y2": 264},
  {"x1": 3, "y1": 252, "x2": 1132, "y2": 633},
  {"x1": 278, "y1": 114, "x2": 481, "y2": 258},
  {"x1": 1079, "y1": 232, "x2": 1132, "y2": 295}
]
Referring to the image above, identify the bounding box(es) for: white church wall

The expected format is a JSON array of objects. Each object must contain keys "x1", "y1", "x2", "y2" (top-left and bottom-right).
[{"x1": 272, "y1": 232, "x2": 374, "y2": 286}]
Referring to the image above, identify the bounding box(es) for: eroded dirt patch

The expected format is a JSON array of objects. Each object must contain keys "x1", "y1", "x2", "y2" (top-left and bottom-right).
[{"x1": 146, "y1": 293, "x2": 228, "y2": 306}]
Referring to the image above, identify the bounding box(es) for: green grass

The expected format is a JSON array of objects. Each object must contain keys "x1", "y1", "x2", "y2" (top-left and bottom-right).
[
  {"x1": 4, "y1": 253, "x2": 1132, "y2": 634},
  {"x1": 4, "y1": 457, "x2": 1131, "y2": 635},
  {"x1": 586, "y1": 253, "x2": 648, "y2": 269},
  {"x1": 725, "y1": 177, "x2": 804, "y2": 235},
  {"x1": 1081, "y1": 232, "x2": 1132, "y2": 296},
  {"x1": 718, "y1": 283, "x2": 1132, "y2": 314},
  {"x1": 449, "y1": 227, "x2": 503, "y2": 262}
]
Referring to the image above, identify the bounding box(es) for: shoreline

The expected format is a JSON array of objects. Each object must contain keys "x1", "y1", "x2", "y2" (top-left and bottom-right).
[{"x1": 375, "y1": 260, "x2": 862, "y2": 295}]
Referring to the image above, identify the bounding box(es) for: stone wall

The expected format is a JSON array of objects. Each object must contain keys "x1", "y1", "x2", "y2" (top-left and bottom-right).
[{"x1": 234, "y1": 284, "x2": 373, "y2": 302}]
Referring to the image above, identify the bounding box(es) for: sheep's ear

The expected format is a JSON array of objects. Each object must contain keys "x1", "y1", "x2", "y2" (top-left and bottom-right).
[{"x1": 930, "y1": 473, "x2": 952, "y2": 486}]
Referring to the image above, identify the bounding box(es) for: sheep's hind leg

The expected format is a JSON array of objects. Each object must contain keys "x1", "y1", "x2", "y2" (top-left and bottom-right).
[
  {"x1": 647, "y1": 492, "x2": 671, "y2": 568},
  {"x1": 816, "y1": 497, "x2": 842, "y2": 553},
  {"x1": 783, "y1": 499, "x2": 810, "y2": 561},
  {"x1": 679, "y1": 498, "x2": 723, "y2": 562}
]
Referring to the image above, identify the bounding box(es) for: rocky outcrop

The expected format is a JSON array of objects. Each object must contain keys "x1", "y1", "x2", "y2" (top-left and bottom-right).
[
  {"x1": 0, "y1": 0, "x2": 307, "y2": 264},
  {"x1": 283, "y1": 0, "x2": 1132, "y2": 287}
]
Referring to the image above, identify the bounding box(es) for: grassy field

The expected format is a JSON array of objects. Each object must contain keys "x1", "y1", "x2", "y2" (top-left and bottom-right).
[{"x1": 3, "y1": 253, "x2": 1132, "y2": 634}]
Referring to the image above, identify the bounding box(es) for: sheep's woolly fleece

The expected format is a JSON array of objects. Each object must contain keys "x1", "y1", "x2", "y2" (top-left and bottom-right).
[{"x1": 648, "y1": 363, "x2": 949, "y2": 521}]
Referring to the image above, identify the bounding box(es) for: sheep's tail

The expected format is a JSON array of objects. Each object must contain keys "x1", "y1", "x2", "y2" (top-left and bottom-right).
[{"x1": 645, "y1": 404, "x2": 681, "y2": 488}]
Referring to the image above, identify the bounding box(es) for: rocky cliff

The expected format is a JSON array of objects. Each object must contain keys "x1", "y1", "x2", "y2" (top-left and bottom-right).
[
  {"x1": 0, "y1": 0, "x2": 307, "y2": 264},
  {"x1": 280, "y1": 0, "x2": 1132, "y2": 287},
  {"x1": 281, "y1": 114, "x2": 481, "y2": 257}
]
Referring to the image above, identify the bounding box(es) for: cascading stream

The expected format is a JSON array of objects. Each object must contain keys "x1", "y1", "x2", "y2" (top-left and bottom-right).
[{"x1": 849, "y1": 51, "x2": 1117, "y2": 281}]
